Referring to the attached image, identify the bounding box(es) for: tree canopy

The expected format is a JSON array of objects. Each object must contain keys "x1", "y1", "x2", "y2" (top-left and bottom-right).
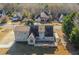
[
  {"x1": 70, "y1": 27, "x2": 79, "y2": 48},
  {"x1": 62, "y1": 13, "x2": 75, "y2": 37}
]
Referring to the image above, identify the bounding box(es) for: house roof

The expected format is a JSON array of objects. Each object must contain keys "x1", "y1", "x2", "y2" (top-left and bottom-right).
[
  {"x1": 27, "y1": 33, "x2": 36, "y2": 41},
  {"x1": 35, "y1": 15, "x2": 40, "y2": 19},
  {"x1": 29, "y1": 25, "x2": 39, "y2": 37},
  {"x1": 29, "y1": 24, "x2": 54, "y2": 37}
]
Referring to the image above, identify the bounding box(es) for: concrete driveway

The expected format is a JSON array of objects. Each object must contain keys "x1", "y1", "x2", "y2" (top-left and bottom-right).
[{"x1": 7, "y1": 42, "x2": 56, "y2": 55}]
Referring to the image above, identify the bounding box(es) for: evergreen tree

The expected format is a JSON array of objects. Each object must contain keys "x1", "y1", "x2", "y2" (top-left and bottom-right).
[
  {"x1": 70, "y1": 27, "x2": 79, "y2": 48},
  {"x1": 62, "y1": 13, "x2": 75, "y2": 37}
]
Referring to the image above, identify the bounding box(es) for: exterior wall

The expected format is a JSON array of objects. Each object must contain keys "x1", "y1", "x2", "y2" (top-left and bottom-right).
[
  {"x1": 27, "y1": 33, "x2": 35, "y2": 45},
  {"x1": 39, "y1": 32, "x2": 44, "y2": 39},
  {"x1": 15, "y1": 31, "x2": 29, "y2": 42},
  {"x1": 34, "y1": 37, "x2": 56, "y2": 47}
]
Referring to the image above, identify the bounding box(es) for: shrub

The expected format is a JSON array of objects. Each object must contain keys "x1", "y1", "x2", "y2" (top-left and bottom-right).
[{"x1": 25, "y1": 20, "x2": 35, "y2": 26}]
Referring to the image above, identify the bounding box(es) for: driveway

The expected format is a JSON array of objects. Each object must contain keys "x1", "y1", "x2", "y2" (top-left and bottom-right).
[{"x1": 7, "y1": 42, "x2": 56, "y2": 55}]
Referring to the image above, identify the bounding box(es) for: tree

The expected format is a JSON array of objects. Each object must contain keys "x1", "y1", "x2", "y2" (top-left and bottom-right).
[
  {"x1": 70, "y1": 27, "x2": 79, "y2": 48},
  {"x1": 62, "y1": 13, "x2": 75, "y2": 37},
  {"x1": 25, "y1": 20, "x2": 34, "y2": 26}
]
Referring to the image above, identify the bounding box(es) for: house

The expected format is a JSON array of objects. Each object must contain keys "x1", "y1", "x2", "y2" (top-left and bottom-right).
[
  {"x1": 35, "y1": 15, "x2": 41, "y2": 22},
  {"x1": 40, "y1": 11, "x2": 49, "y2": 22},
  {"x1": 0, "y1": 9, "x2": 5, "y2": 17},
  {"x1": 58, "y1": 14, "x2": 64, "y2": 22},
  {"x1": 14, "y1": 24, "x2": 57, "y2": 47},
  {"x1": 0, "y1": 28, "x2": 15, "y2": 48},
  {"x1": 0, "y1": 9, "x2": 7, "y2": 24},
  {"x1": 35, "y1": 11, "x2": 51, "y2": 23},
  {"x1": 11, "y1": 12, "x2": 23, "y2": 21}
]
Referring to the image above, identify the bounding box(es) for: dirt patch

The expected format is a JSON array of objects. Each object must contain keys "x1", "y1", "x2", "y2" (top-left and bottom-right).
[
  {"x1": 0, "y1": 48, "x2": 8, "y2": 55},
  {"x1": 54, "y1": 29, "x2": 71, "y2": 55},
  {"x1": 0, "y1": 28, "x2": 12, "y2": 41}
]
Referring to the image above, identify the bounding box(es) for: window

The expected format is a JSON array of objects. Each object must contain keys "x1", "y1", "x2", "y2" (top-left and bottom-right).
[
  {"x1": 30, "y1": 40, "x2": 33, "y2": 43},
  {"x1": 45, "y1": 26, "x2": 53, "y2": 37}
]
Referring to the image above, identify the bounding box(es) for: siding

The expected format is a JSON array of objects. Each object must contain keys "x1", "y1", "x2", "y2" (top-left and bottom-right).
[{"x1": 15, "y1": 31, "x2": 29, "y2": 42}]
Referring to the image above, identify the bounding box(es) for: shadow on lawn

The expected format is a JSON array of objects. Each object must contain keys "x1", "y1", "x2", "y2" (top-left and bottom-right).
[
  {"x1": 7, "y1": 42, "x2": 56, "y2": 55},
  {"x1": 63, "y1": 35, "x2": 79, "y2": 55}
]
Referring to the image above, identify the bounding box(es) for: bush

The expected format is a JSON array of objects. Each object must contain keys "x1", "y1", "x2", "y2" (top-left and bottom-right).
[
  {"x1": 70, "y1": 27, "x2": 79, "y2": 48},
  {"x1": 25, "y1": 20, "x2": 35, "y2": 26}
]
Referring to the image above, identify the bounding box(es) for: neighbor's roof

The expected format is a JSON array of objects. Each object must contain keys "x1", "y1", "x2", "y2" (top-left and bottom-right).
[{"x1": 40, "y1": 11, "x2": 49, "y2": 18}]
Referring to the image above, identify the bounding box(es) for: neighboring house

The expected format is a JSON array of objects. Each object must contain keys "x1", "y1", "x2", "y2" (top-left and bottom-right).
[
  {"x1": 0, "y1": 9, "x2": 7, "y2": 24},
  {"x1": 35, "y1": 15, "x2": 41, "y2": 22},
  {"x1": 14, "y1": 24, "x2": 57, "y2": 47},
  {"x1": 11, "y1": 12, "x2": 22, "y2": 21},
  {"x1": 40, "y1": 11, "x2": 49, "y2": 22},
  {"x1": 35, "y1": 11, "x2": 51, "y2": 23},
  {"x1": 0, "y1": 9, "x2": 5, "y2": 17},
  {"x1": 58, "y1": 14, "x2": 64, "y2": 22}
]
